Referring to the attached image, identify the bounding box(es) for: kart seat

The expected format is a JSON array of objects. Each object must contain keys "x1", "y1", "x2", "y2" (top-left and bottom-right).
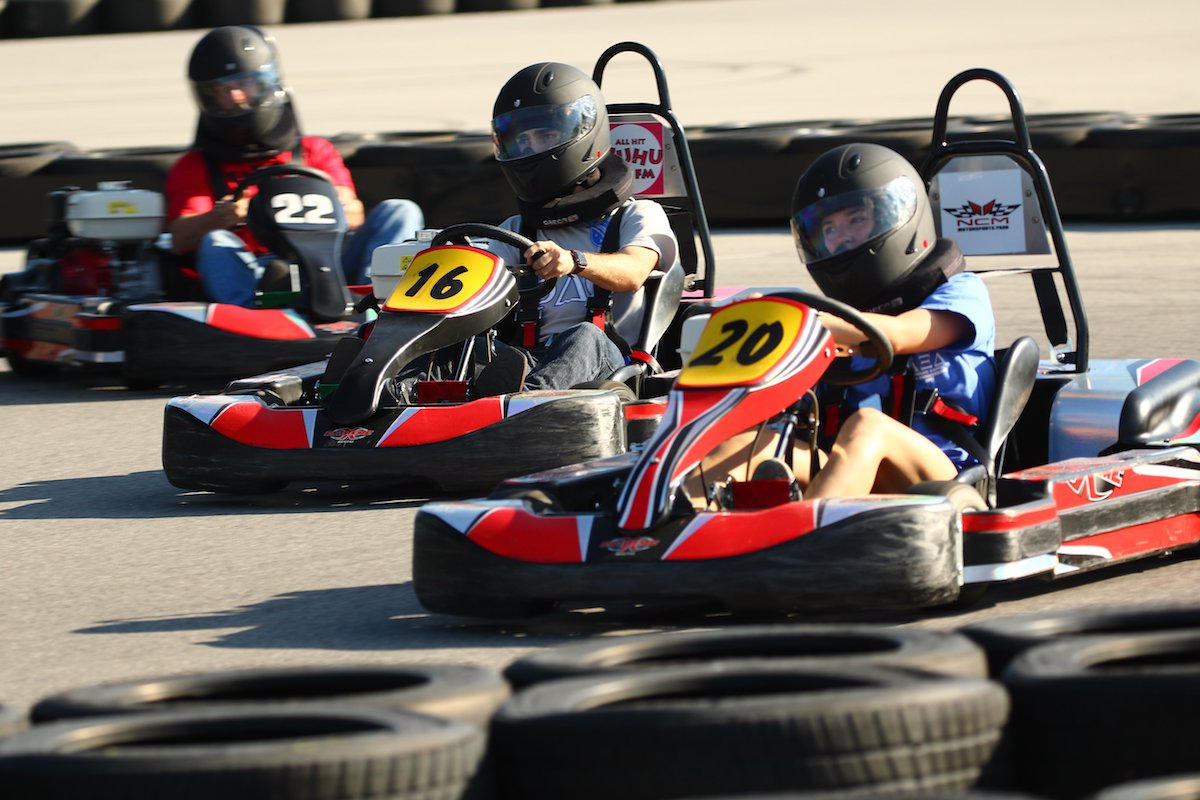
[
  {"x1": 956, "y1": 335, "x2": 1040, "y2": 506},
  {"x1": 607, "y1": 260, "x2": 686, "y2": 389}
]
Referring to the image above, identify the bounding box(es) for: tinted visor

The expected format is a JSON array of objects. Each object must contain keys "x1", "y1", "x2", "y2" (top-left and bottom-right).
[
  {"x1": 791, "y1": 176, "x2": 919, "y2": 265},
  {"x1": 192, "y1": 65, "x2": 283, "y2": 118},
  {"x1": 492, "y1": 95, "x2": 598, "y2": 161}
]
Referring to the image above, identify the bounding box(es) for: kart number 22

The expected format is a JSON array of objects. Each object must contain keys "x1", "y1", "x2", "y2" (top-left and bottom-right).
[
  {"x1": 678, "y1": 298, "x2": 809, "y2": 388},
  {"x1": 271, "y1": 193, "x2": 337, "y2": 226},
  {"x1": 383, "y1": 246, "x2": 502, "y2": 314}
]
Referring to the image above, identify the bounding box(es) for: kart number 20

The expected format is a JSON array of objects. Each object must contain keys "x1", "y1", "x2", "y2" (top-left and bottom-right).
[{"x1": 678, "y1": 298, "x2": 808, "y2": 388}]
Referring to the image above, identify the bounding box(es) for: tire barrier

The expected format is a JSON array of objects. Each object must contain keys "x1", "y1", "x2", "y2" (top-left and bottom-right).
[
  {"x1": 490, "y1": 663, "x2": 1010, "y2": 799},
  {"x1": 0, "y1": 705, "x2": 488, "y2": 799},
  {"x1": 286, "y1": 0, "x2": 371, "y2": 22},
  {"x1": 0, "y1": 0, "x2": 680, "y2": 36},
  {"x1": 30, "y1": 664, "x2": 512, "y2": 728},
  {"x1": 3, "y1": 112, "x2": 1198, "y2": 243},
  {"x1": 503, "y1": 624, "x2": 989, "y2": 688},
  {"x1": 103, "y1": 0, "x2": 195, "y2": 32},
  {"x1": 1001, "y1": 631, "x2": 1200, "y2": 799},
  {"x1": 959, "y1": 604, "x2": 1200, "y2": 677},
  {"x1": 0, "y1": 144, "x2": 184, "y2": 244}
]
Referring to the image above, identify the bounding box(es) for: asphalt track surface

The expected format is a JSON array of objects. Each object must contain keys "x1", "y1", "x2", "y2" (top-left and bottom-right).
[{"x1": 2, "y1": 0, "x2": 1200, "y2": 711}]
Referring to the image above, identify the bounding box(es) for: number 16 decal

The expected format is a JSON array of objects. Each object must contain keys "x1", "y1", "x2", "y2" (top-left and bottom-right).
[
  {"x1": 383, "y1": 245, "x2": 501, "y2": 313},
  {"x1": 678, "y1": 298, "x2": 809, "y2": 387}
]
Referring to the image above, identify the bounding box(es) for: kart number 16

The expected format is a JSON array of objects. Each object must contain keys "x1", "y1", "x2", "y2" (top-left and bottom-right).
[{"x1": 384, "y1": 246, "x2": 501, "y2": 313}]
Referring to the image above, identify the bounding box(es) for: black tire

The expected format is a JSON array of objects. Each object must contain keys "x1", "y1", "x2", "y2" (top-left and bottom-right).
[
  {"x1": 197, "y1": 0, "x2": 287, "y2": 26},
  {"x1": 457, "y1": 0, "x2": 539, "y2": 10},
  {"x1": 286, "y1": 0, "x2": 371, "y2": 21},
  {"x1": 490, "y1": 663, "x2": 1009, "y2": 800},
  {"x1": 1095, "y1": 774, "x2": 1200, "y2": 800},
  {"x1": 0, "y1": 705, "x2": 27, "y2": 740},
  {"x1": 503, "y1": 624, "x2": 988, "y2": 688},
  {"x1": 4, "y1": 351, "x2": 59, "y2": 377},
  {"x1": 372, "y1": 0, "x2": 456, "y2": 14},
  {"x1": 571, "y1": 378, "x2": 638, "y2": 403},
  {"x1": 0, "y1": 705, "x2": 486, "y2": 800},
  {"x1": 102, "y1": 0, "x2": 195, "y2": 31},
  {"x1": 959, "y1": 604, "x2": 1200, "y2": 677},
  {"x1": 906, "y1": 480, "x2": 988, "y2": 607},
  {"x1": 1002, "y1": 631, "x2": 1200, "y2": 799},
  {"x1": 4, "y1": 0, "x2": 103, "y2": 38},
  {"x1": 32, "y1": 664, "x2": 510, "y2": 728}
]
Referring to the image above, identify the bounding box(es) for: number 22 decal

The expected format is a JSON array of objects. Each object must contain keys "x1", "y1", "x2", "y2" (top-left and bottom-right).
[{"x1": 271, "y1": 193, "x2": 337, "y2": 225}]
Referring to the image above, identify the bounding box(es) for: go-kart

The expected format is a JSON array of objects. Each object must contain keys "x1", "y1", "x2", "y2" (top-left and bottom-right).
[
  {"x1": 0, "y1": 164, "x2": 362, "y2": 387},
  {"x1": 410, "y1": 67, "x2": 1200, "y2": 618},
  {"x1": 160, "y1": 41, "x2": 715, "y2": 496}
]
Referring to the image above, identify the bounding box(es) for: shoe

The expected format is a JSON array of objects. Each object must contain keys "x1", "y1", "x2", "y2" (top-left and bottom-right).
[
  {"x1": 473, "y1": 348, "x2": 528, "y2": 397},
  {"x1": 751, "y1": 457, "x2": 803, "y2": 501}
]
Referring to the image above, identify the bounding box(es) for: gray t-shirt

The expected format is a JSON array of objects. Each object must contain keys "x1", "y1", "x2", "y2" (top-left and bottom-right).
[{"x1": 489, "y1": 199, "x2": 678, "y2": 346}]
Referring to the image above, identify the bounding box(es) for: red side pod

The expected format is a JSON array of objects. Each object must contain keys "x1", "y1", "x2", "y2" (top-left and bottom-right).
[
  {"x1": 211, "y1": 402, "x2": 312, "y2": 449},
  {"x1": 377, "y1": 398, "x2": 506, "y2": 447},
  {"x1": 663, "y1": 503, "x2": 820, "y2": 560},
  {"x1": 465, "y1": 506, "x2": 585, "y2": 563}
]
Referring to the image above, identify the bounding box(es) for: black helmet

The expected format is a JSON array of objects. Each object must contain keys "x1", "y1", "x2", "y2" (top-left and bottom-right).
[
  {"x1": 491, "y1": 62, "x2": 610, "y2": 205},
  {"x1": 187, "y1": 26, "x2": 292, "y2": 153},
  {"x1": 790, "y1": 143, "x2": 936, "y2": 309}
]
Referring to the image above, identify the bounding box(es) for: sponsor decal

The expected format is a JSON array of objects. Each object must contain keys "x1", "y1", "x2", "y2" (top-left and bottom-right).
[
  {"x1": 599, "y1": 535, "x2": 660, "y2": 556},
  {"x1": 324, "y1": 426, "x2": 373, "y2": 445},
  {"x1": 936, "y1": 168, "x2": 1027, "y2": 255},
  {"x1": 1066, "y1": 470, "x2": 1125, "y2": 502},
  {"x1": 611, "y1": 121, "x2": 666, "y2": 195}
]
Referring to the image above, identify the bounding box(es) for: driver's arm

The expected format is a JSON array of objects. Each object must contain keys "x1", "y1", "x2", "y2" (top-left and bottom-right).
[
  {"x1": 336, "y1": 185, "x2": 365, "y2": 230},
  {"x1": 523, "y1": 241, "x2": 658, "y2": 293},
  {"x1": 821, "y1": 308, "x2": 970, "y2": 356},
  {"x1": 168, "y1": 195, "x2": 246, "y2": 255}
]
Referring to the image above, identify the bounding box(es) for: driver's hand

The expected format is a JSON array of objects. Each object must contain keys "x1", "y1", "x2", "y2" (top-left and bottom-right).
[
  {"x1": 211, "y1": 195, "x2": 248, "y2": 229},
  {"x1": 524, "y1": 241, "x2": 572, "y2": 281}
]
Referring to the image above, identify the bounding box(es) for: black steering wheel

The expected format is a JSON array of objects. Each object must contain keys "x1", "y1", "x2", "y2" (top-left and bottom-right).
[
  {"x1": 229, "y1": 163, "x2": 336, "y2": 201},
  {"x1": 763, "y1": 288, "x2": 893, "y2": 386},
  {"x1": 431, "y1": 223, "x2": 556, "y2": 300}
]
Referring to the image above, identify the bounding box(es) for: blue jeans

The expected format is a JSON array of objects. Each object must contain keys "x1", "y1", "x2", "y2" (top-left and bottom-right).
[
  {"x1": 509, "y1": 322, "x2": 626, "y2": 390},
  {"x1": 197, "y1": 198, "x2": 424, "y2": 307}
]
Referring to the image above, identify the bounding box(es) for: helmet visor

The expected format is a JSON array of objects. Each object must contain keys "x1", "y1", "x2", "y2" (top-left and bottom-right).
[
  {"x1": 492, "y1": 95, "x2": 599, "y2": 162},
  {"x1": 192, "y1": 65, "x2": 283, "y2": 118},
  {"x1": 791, "y1": 175, "x2": 919, "y2": 265}
]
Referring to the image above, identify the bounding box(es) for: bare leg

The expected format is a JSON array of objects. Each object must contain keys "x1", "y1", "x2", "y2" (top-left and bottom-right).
[{"x1": 806, "y1": 407, "x2": 958, "y2": 499}]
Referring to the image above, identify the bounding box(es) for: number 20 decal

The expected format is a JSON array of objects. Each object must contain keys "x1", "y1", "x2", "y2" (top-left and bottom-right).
[
  {"x1": 271, "y1": 193, "x2": 337, "y2": 225},
  {"x1": 383, "y1": 246, "x2": 501, "y2": 313},
  {"x1": 678, "y1": 298, "x2": 809, "y2": 388}
]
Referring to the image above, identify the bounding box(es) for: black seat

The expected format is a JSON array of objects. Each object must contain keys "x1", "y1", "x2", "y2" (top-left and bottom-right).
[{"x1": 956, "y1": 335, "x2": 1040, "y2": 505}]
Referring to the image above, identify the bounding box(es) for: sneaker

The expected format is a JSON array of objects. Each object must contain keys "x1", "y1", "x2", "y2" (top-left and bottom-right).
[
  {"x1": 473, "y1": 347, "x2": 528, "y2": 397},
  {"x1": 751, "y1": 457, "x2": 803, "y2": 501}
]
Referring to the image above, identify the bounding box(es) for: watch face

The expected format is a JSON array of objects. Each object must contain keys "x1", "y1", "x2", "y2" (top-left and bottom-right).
[{"x1": 574, "y1": 250, "x2": 587, "y2": 267}]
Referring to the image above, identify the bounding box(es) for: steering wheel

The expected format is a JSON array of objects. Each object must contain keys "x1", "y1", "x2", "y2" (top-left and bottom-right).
[
  {"x1": 229, "y1": 163, "x2": 336, "y2": 202},
  {"x1": 765, "y1": 288, "x2": 893, "y2": 386},
  {"x1": 431, "y1": 223, "x2": 556, "y2": 300}
]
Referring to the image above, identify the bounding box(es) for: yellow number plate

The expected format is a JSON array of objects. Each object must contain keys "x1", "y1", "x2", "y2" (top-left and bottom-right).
[
  {"x1": 677, "y1": 298, "x2": 809, "y2": 388},
  {"x1": 383, "y1": 245, "x2": 500, "y2": 313}
]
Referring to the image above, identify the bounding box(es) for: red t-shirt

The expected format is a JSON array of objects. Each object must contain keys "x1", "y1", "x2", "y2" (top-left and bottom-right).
[{"x1": 165, "y1": 136, "x2": 355, "y2": 254}]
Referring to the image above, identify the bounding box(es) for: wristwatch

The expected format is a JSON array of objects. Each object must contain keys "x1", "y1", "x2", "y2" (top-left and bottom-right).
[{"x1": 569, "y1": 249, "x2": 588, "y2": 275}]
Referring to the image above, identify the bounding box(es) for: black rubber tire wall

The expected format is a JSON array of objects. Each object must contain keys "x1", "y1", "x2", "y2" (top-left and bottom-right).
[
  {"x1": 503, "y1": 624, "x2": 989, "y2": 688},
  {"x1": 30, "y1": 664, "x2": 511, "y2": 728},
  {"x1": 491, "y1": 663, "x2": 1010, "y2": 799},
  {"x1": 1001, "y1": 631, "x2": 1200, "y2": 799},
  {"x1": 286, "y1": 0, "x2": 372, "y2": 22},
  {"x1": 959, "y1": 604, "x2": 1200, "y2": 677},
  {"x1": 103, "y1": 0, "x2": 196, "y2": 32},
  {"x1": 5, "y1": 0, "x2": 103, "y2": 37},
  {"x1": 0, "y1": 705, "x2": 488, "y2": 800},
  {"x1": 197, "y1": 0, "x2": 286, "y2": 26},
  {"x1": 371, "y1": 0, "x2": 456, "y2": 14}
]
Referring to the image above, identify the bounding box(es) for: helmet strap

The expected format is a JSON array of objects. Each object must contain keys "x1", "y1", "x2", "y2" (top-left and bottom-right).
[{"x1": 518, "y1": 155, "x2": 635, "y2": 229}]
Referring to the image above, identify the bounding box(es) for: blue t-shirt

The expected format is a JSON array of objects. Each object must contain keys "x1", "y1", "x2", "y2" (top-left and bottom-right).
[{"x1": 843, "y1": 272, "x2": 996, "y2": 468}]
